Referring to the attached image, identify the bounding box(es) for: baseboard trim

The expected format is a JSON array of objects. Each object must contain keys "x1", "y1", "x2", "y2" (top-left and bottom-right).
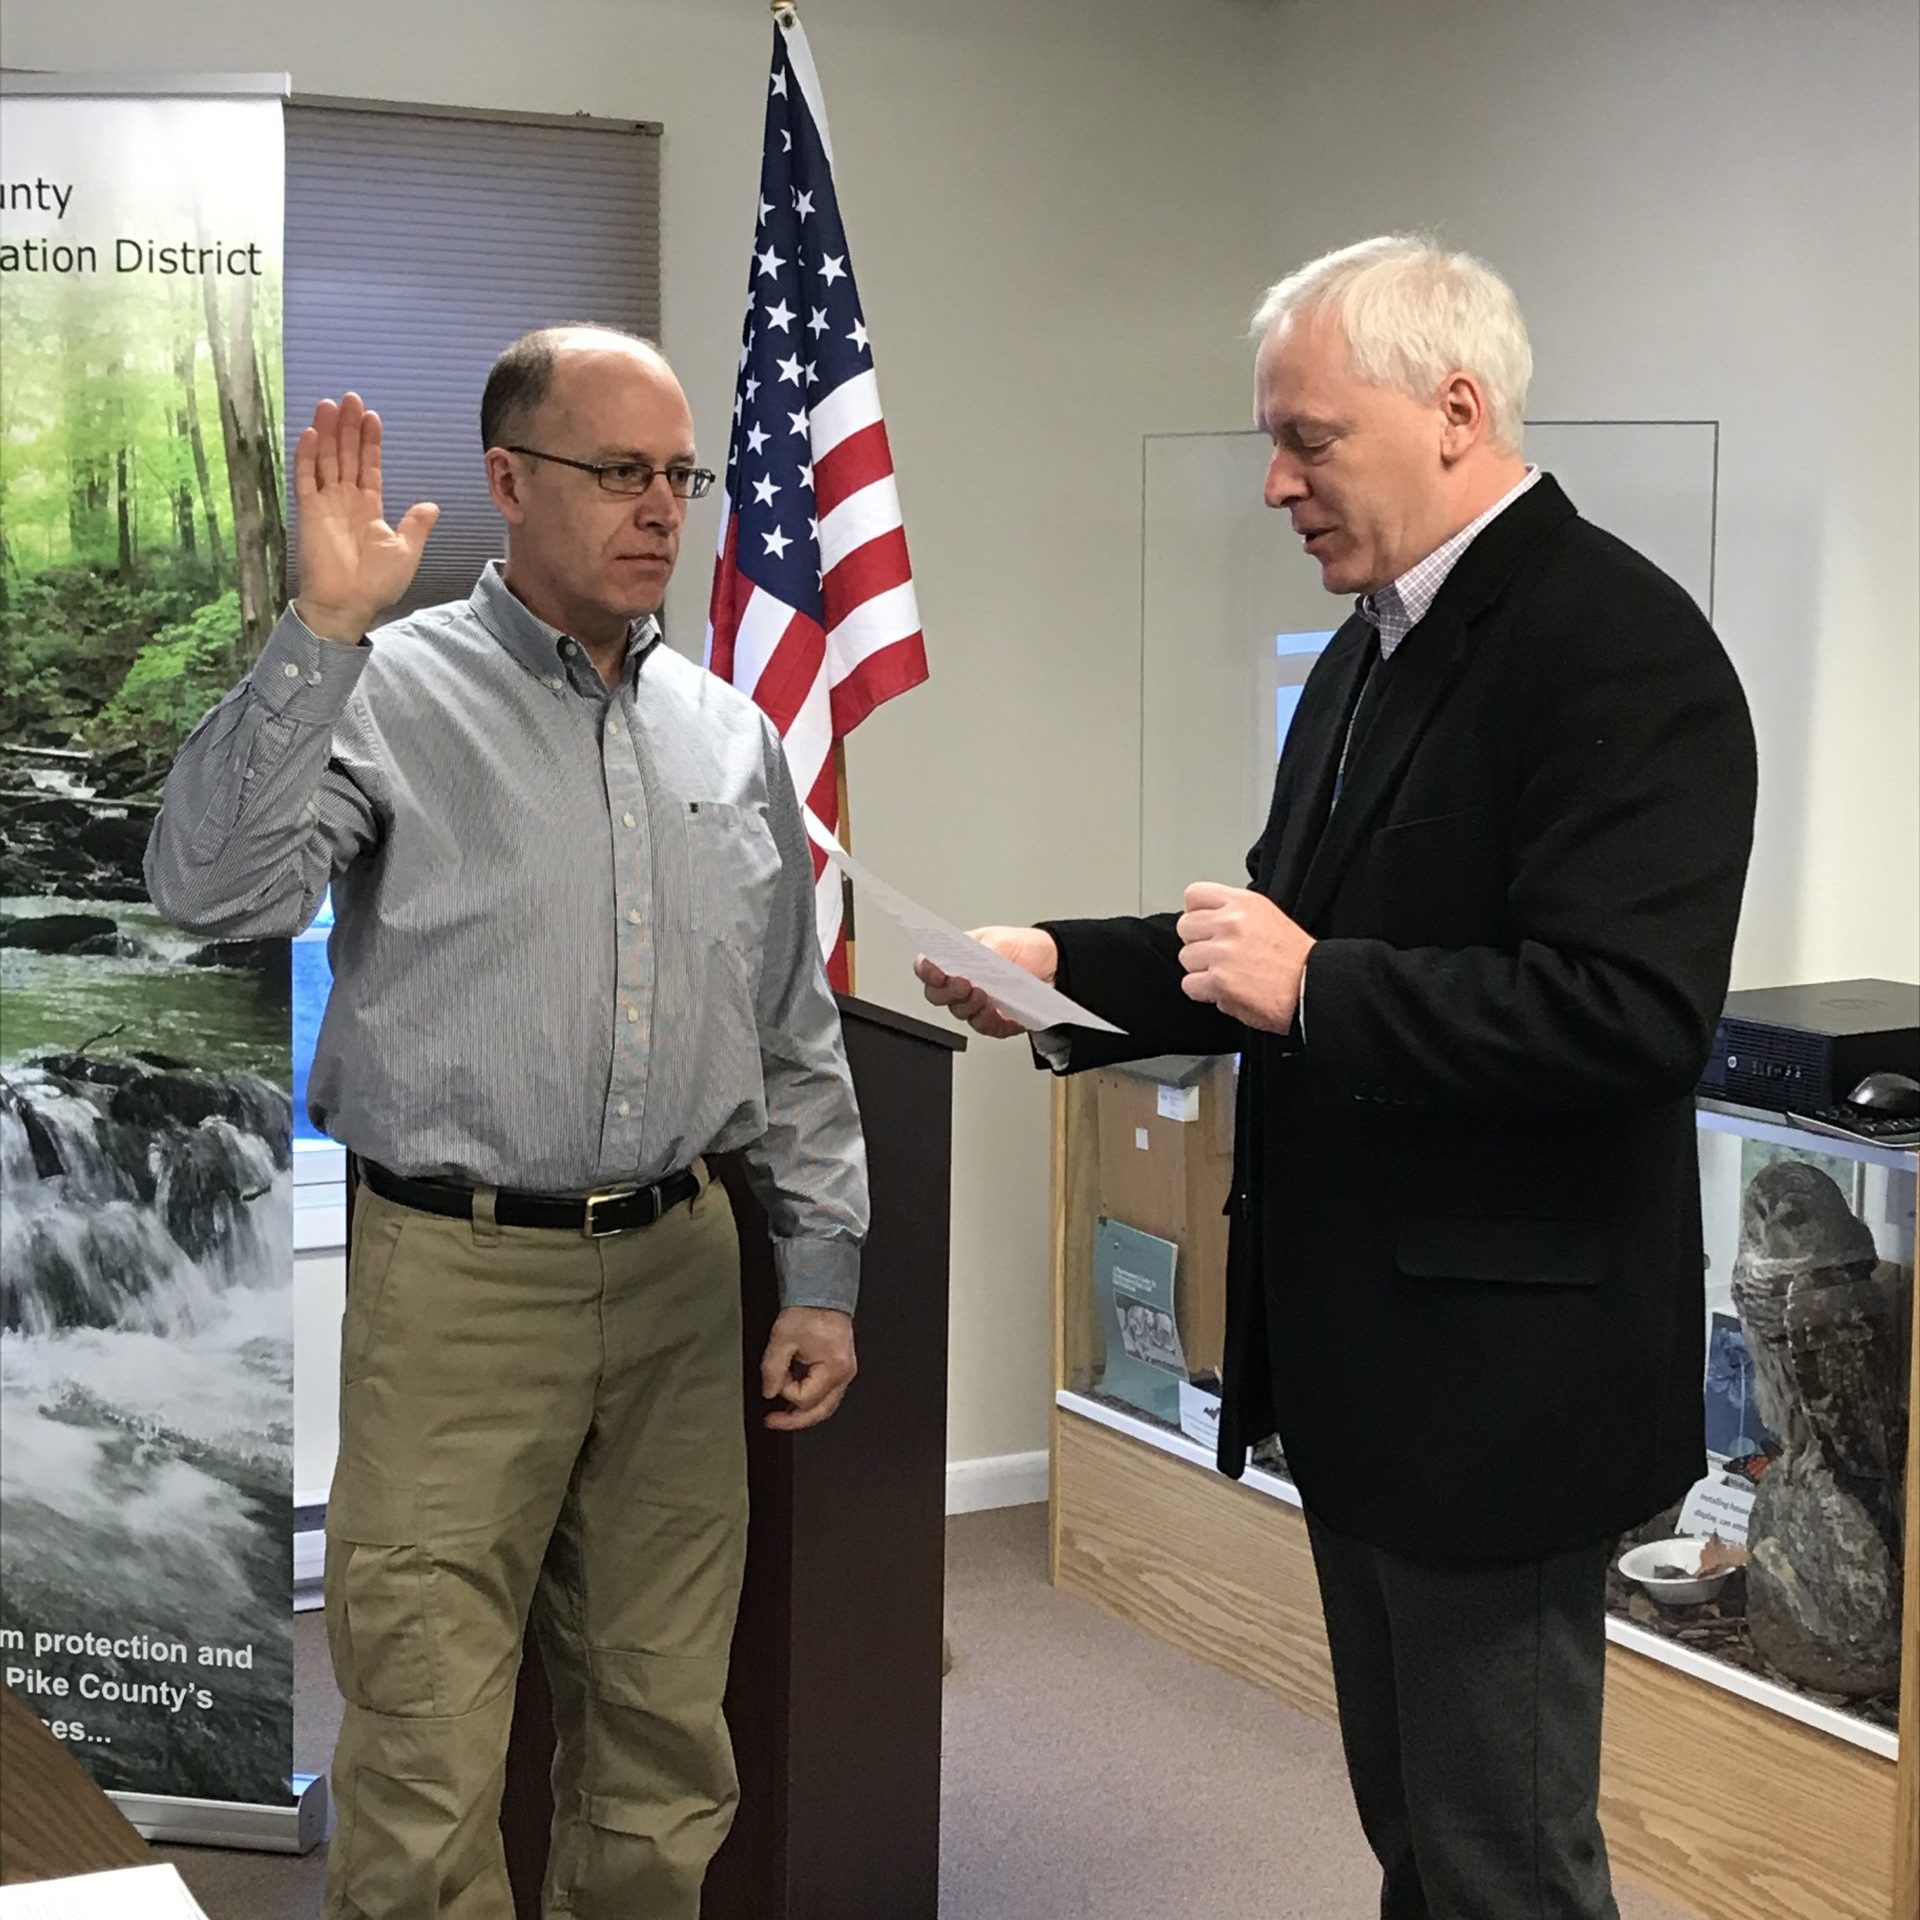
[
  {"x1": 290, "y1": 1451, "x2": 1047, "y2": 1611},
  {"x1": 293, "y1": 1527, "x2": 325, "y2": 1612},
  {"x1": 946, "y1": 1449, "x2": 1049, "y2": 1515}
]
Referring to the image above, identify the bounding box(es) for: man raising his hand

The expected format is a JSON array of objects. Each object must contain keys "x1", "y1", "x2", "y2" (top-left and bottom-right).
[{"x1": 148, "y1": 328, "x2": 867, "y2": 1920}]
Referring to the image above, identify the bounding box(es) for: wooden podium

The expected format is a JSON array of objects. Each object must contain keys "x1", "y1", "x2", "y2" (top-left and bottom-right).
[{"x1": 499, "y1": 994, "x2": 963, "y2": 1920}]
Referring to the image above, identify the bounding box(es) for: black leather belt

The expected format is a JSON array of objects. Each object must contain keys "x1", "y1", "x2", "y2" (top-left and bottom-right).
[{"x1": 360, "y1": 1160, "x2": 701, "y2": 1238}]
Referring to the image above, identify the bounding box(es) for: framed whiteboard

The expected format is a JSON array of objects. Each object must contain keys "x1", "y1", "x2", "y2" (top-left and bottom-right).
[{"x1": 1138, "y1": 421, "x2": 1718, "y2": 912}]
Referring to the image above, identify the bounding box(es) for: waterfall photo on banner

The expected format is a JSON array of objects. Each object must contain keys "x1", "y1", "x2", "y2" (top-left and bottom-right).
[{"x1": 0, "y1": 86, "x2": 294, "y2": 1807}]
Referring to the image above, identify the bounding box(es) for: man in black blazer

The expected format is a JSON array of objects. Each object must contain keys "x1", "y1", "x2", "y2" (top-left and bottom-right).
[{"x1": 922, "y1": 236, "x2": 1756, "y2": 1918}]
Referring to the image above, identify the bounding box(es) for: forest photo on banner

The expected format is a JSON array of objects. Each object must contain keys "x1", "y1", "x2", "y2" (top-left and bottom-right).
[{"x1": 0, "y1": 84, "x2": 295, "y2": 1808}]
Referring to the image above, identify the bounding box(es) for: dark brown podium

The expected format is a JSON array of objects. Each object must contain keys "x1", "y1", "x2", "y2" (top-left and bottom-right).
[{"x1": 498, "y1": 993, "x2": 963, "y2": 1920}]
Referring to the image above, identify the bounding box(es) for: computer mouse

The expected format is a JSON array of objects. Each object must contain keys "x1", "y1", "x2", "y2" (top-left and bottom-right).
[{"x1": 1846, "y1": 1070, "x2": 1920, "y2": 1117}]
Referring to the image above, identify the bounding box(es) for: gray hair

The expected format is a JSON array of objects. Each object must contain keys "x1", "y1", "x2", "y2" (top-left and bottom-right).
[{"x1": 1251, "y1": 235, "x2": 1532, "y2": 453}]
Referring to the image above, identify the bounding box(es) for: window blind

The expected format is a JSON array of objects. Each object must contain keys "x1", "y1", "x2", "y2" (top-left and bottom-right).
[{"x1": 283, "y1": 100, "x2": 662, "y2": 614}]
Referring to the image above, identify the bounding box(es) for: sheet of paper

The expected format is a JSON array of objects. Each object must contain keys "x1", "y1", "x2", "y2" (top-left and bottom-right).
[
  {"x1": 0, "y1": 1865, "x2": 212, "y2": 1920},
  {"x1": 1677, "y1": 1471, "x2": 1756, "y2": 1546},
  {"x1": 809, "y1": 825, "x2": 1123, "y2": 1035}
]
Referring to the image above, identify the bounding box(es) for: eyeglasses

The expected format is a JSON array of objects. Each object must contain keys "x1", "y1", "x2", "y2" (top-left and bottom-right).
[{"x1": 503, "y1": 446, "x2": 716, "y2": 500}]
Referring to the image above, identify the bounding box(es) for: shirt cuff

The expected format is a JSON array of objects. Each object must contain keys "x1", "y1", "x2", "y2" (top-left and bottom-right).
[
  {"x1": 251, "y1": 605, "x2": 370, "y2": 723},
  {"x1": 774, "y1": 1235, "x2": 862, "y2": 1315},
  {"x1": 1030, "y1": 1029, "x2": 1074, "y2": 1073}
]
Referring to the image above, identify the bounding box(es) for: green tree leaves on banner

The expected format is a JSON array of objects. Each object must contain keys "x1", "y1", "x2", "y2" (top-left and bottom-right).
[{"x1": 1, "y1": 263, "x2": 284, "y2": 775}]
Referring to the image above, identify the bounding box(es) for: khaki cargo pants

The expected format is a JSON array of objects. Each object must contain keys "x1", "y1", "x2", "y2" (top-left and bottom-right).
[{"x1": 322, "y1": 1171, "x2": 747, "y2": 1920}]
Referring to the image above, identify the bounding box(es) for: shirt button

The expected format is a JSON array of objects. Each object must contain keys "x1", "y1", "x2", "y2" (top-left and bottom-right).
[
  {"x1": 617, "y1": 1099, "x2": 631, "y2": 1117},
  {"x1": 546, "y1": 676, "x2": 563, "y2": 692},
  {"x1": 608, "y1": 721, "x2": 623, "y2": 739},
  {"x1": 282, "y1": 662, "x2": 300, "y2": 679},
  {"x1": 622, "y1": 811, "x2": 637, "y2": 828},
  {"x1": 627, "y1": 907, "x2": 642, "y2": 925},
  {"x1": 626, "y1": 1006, "x2": 640, "y2": 1024}
]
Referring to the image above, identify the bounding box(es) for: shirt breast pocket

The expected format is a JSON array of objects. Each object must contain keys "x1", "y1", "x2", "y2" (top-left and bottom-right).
[{"x1": 685, "y1": 800, "x2": 783, "y2": 960}]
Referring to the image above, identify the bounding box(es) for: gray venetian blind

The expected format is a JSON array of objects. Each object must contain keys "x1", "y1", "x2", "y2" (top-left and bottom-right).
[{"x1": 283, "y1": 100, "x2": 661, "y2": 613}]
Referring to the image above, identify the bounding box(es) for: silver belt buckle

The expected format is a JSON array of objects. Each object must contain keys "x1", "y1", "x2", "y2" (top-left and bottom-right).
[{"x1": 582, "y1": 1185, "x2": 643, "y2": 1238}]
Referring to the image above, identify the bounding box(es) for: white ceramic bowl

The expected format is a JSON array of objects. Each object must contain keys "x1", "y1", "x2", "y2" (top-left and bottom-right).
[{"x1": 1618, "y1": 1536, "x2": 1737, "y2": 1607}]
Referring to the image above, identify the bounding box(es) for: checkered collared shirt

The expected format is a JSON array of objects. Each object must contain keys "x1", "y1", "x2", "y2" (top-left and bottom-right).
[{"x1": 1358, "y1": 466, "x2": 1542, "y2": 656}]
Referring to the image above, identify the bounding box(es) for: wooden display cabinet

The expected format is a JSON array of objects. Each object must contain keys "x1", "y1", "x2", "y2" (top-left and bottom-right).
[{"x1": 1049, "y1": 1064, "x2": 1920, "y2": 1920}]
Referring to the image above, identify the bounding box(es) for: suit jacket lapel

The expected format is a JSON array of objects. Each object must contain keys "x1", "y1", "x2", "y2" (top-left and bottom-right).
[
  {"x1": 1292, "y1": 612, "x2": 1469, "y2": 925},
  {"x1": 1289, "y1": 473, "x2": 1581, "y2": 929},
  {"x1": 1261, "y1": 616, "x2": 1373, "y2": 907}
]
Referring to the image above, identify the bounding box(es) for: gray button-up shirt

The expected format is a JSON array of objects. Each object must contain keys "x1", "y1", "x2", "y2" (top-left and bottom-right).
[{"x1": 145, "y1": 561, "x2": 868, "y2": 1312}]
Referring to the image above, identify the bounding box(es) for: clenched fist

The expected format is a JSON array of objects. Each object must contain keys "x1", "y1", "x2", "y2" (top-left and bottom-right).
[
  {"x1": 760, "y1": 1307, "x2": 858, "y2": 1432},
  {"x1": 1176, "y1": 882, "x2": 1315, "y2": 1033}
]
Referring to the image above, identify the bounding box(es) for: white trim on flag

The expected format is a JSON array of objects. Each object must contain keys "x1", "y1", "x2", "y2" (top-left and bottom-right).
[
  {"x1": 781, "y1": 695, "x2": 835, "y2": 809},
  {"x1": 809, "y1": 369, "x2": 883, "y2": 461},
  {"x1": 775, "y1": 12, "x2": 835, "y2": 168},
  {"x1": 801, "y1": 797, "x2": 848, "y2": 958},
  {"x1": 827, "y1": 581, "x2": 922, "y2": 681},
  {"x1": 801, "y1": 805, "x2": 844, "y2": 861},
  {"x1": 815, "y1": 861, "x2": 845, "y2": 956},
  {"x1": 819, "y1": 477, "x2": 904, "y2": 576}
]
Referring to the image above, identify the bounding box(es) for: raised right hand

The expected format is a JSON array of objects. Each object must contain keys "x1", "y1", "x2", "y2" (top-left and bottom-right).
[
  {"x1": 293, "y1": 393, "x2": 440, "y2": 644},
  {"x1": 916, "y1": 926, "x2": 1060, "y2": 1040}
]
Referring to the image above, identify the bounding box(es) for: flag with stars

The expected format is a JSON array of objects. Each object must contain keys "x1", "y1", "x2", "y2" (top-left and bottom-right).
[{"x1": 706, "y1": 4, "x2": 928, "y2": 990}]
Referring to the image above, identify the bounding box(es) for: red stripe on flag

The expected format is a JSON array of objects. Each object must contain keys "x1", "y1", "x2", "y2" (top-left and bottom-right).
[
  {"x1": 823, "y1": 526, "x2": 913, "y2": 627},
  {"x1": 813, "y1": 420, "x2": 896, "y2": 518},
  {"x1": 832, "y1": 632, "x2": 930, "y2": 735},
  {"x1": 805, "y1": 758, "x2": 839, "y2": 830},
  {"x1": 748, "y1": 607, "x2": 827, "y2": 737},
  {"x1": 707, "y1": 514, "x2": 744, "y2": 679},
  {"x1": 825, "y1": 925, "x2": 850, "y2": 994}
]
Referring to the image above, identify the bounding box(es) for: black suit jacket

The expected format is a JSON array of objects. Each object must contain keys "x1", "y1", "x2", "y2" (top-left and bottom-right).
[{"x1": 1045, "y1": 476, "x2": 1757, "y2": 1560}]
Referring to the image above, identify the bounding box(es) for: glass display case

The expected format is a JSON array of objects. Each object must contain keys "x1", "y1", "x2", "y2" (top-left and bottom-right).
[
  {"x1": 1610, "y1": 1102, "x2": 1916, "y2": 1744},
  {"x1": 1055, "y1": 1054, "x2": 1238, "y2": 1447},
  {"x1": 1058, "y1": 1070, "x2": 1917, "y2": 1753},
  {"x1": 1053, "y1": 1073, "x2": 1918, "y2": 1915}
]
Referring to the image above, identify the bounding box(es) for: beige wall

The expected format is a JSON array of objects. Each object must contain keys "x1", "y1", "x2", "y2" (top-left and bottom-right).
[
  {"x1": 11, "y1": 0, "x2": 1915, "y2": 1478},
  {"x1": 1244, "y1": 0, "x2": 1920, "y2": 991}
]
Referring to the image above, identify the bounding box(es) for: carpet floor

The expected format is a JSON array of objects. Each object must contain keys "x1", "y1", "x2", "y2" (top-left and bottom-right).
[{"x1": 152, "y1": 1505, "x2": 1695, "y2": 1919}]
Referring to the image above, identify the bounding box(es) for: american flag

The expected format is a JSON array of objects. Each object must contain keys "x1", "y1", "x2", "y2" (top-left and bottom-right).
[{"x1": 706, "y1": 6, "x2": 929, "y2": 989}]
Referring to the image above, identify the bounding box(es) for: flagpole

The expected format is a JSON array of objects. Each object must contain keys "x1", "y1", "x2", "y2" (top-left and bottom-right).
[
  {"x1": 836, "y1": 739, "x2": 856, "y2": 994},
  {"x1": 762, "y1": 0, "x2": 944, "y2": 1682}
]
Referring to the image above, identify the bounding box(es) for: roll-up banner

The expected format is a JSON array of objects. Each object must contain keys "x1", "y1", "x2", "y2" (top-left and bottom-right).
[{"x1": 1, "y1": 74, "x2": 322, "y2": 1851}]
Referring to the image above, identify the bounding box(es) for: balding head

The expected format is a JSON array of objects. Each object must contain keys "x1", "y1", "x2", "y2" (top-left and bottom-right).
[
  {"x1": 481, "y1": 324, "x2": 698, "y2": 655},
  {"x1": 480, "y1": 324, "x2": 671, "y2": 451}
]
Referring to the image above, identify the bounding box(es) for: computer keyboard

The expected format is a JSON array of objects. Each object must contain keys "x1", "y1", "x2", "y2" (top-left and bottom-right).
[{"x1": 1787, "y1": 1108, "x2": 1920, "y2": 1150}]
